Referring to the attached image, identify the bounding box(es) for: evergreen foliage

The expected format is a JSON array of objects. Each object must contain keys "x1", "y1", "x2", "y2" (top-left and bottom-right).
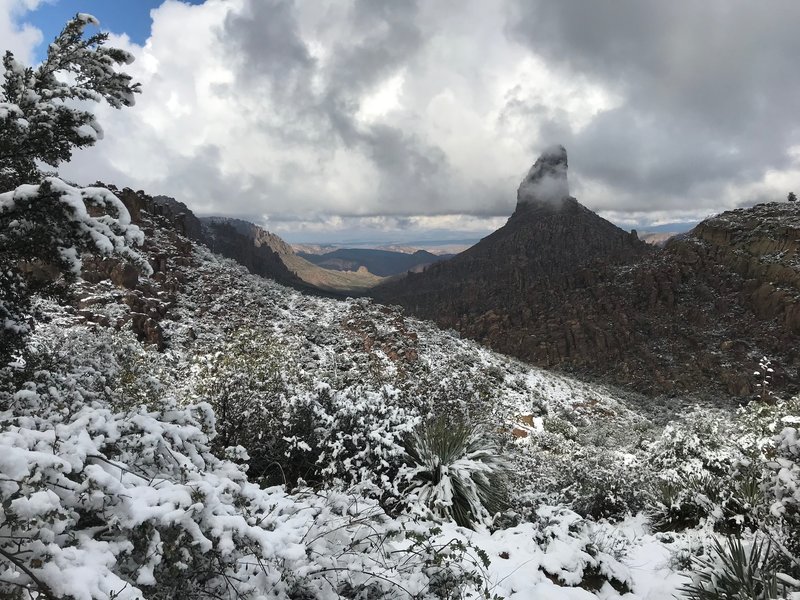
[
  {"x1": 0, "y1": 179, "x2": 150, "y2": 365},
  {"x1": 0, "y1": 13, "x2": 140, "y2": 191},
  {"x1": 0, "y1": 14, "x2": 145, "y2": 365}
]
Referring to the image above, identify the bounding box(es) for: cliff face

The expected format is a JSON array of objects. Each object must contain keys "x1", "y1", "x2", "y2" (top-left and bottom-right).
[
  {"x1": 372, "y1": 150, "x2": 800, "y2": 400},
  {"x1": 201, "y1": 217, "x2": 385, "y2": 293},
  {"x1": 200, "y1": 217, "x2": 306, "y2": 289}
]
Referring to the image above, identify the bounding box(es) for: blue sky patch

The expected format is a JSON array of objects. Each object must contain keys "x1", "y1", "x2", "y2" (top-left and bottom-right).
[{"x1": 31, "y1": 0, "x2": 205, "y2": 59}]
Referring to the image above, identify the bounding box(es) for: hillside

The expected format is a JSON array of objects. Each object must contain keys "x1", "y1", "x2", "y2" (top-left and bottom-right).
[
  {"x1": 298, "y1": 247, "x2": 452, "y2": 276},
  {"x1": 372, "y1": 147, "x2": 800, "y2": 400},
  {"x1": 3, "y1": 180, "x2": 800, "y2": 598},
  {"x1": 202, "y1": 216, "x2": 385, "y2": 293}
]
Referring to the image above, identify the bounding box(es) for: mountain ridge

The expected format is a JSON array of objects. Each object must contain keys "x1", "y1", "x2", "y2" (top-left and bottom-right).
[{"x1": 371, "y1": 148, "x2": 800, "y2": 400}]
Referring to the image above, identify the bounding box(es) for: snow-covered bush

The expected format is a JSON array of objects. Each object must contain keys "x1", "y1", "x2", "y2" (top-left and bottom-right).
[
  {"x1": 301, "y1": 384, "x2": 419, "y2": 496},
  {"x1": 516, "y1": 419, "x2": 651, "y2": 522},
  {"x1": 0, "y1": 326, "x2": 499, "y2": 600},
  {"x1": 764, "y1": 424, "x2": 800, "y2": 564},
  {"x1": 401, "y1": 416, "x2": 510, "y2": 529},
  {"x1": 531, "y1": 506, "x2": 632, "y2": 593},
  {"x1": 0, "y1": 178, "x2": 150, "y2": 364},
  {"x1": 188, "y1": 328, "x2": 289, "y2": 481},
  {"x1": 188, "y1": 329, "x2": 418, "y2": 497},
  {"x1": 649, "y1": 411, "x2": 735, "y2": 479},
  {"x1": 561, "y1": 447, "x2": 650, "y2": 522},
  {"x1": 0, "y1": 13, "x2": 140, "y2": 191},
  {"x1": 645, "y1": 411, "x2": 748, "y2": 532}
]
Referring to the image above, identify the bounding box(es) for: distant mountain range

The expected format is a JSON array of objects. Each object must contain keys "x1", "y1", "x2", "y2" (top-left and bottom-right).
[
  {"x1": 200, "y1": 217, "x2": 383, "y2": 292},
  {"x1": 292, "y1": 241, "x2": 475, "y2": 256},
  {"x1": 297, "y1": 248, "x2": 453, "y2": 277}
]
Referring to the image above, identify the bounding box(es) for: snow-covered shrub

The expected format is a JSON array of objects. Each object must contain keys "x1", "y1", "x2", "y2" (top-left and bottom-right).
[
  {"x1": 764, "y1": 424, "x2": 800, "y2": 563},
  {"x1": 0, "y1": 327, "x2": 499, "y2": 600},
  {"x1": 561, "y1": 447, "x2": 650, "y2": 522},
  {"x1": 649, "y1": 411, "x2": 735, "y2": 478},
  {"x1": 109, "y1": 336, "x2": 177, "y2": 412},
  {"x1": 531, "y1": 506, "x2": 632, "y2": 593},
  {"x1": 0, "y1": 178, "x2": 150, "y2": 365},
  {"x1": 648, "y1": 456, "x2": 769, "y2": 536},
  {"x1": 649, "y1": 473, "x2": 725, "y2": 532},
  {"x1": 188, "y1": 328, "x2": 289, "y2": 481},
  {"x1": 301, "y1": 384, "x2": 419, "y2": 497},
  {"x1": 516, "y1": 418, "x2": 650, "y2": 522},
  {"x1": 188, "y1": 332, "x2": 418, "y2": 497},
  {"x1": 645, "y1": 410, "x2": 750, "y2": 532},
  {"x1": 542, "y1": 413, "x2": 579, "y2": 441},
  {"x1": 401, "y1": 416, "x2": 510, "y2": 529}
]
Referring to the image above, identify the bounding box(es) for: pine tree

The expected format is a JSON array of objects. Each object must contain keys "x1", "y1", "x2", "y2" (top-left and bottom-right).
[
  {"x1": 0, "y1": 13, "x2": 140, "y2": 191},
  {"x1": 0, "y1": 15, "x2": 147, "y2": 366},
  {"x1": 788, "y1": 192, "x2": 797, "y2": 203}
]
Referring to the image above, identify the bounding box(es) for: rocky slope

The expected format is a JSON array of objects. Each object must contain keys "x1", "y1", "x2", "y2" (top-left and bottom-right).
[{"x1": 372, "y1": 148, "x2": 800, "y2": 400}]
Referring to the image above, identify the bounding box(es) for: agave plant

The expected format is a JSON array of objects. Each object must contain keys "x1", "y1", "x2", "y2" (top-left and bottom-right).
[
  {"x1": 402, "y1": 416, "x2": 511, "y2": 529},
  {"x1": 681, "y1": 535, "x2": 789, "y2": 600}
]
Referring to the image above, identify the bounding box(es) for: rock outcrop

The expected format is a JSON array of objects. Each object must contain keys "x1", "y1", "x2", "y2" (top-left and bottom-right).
[
  {"x1": 372, "y1": 147, "x2": 800, "y2": 401},
  {"x1": 516, "y1": 144, "x2": 570, "y2": 206}
]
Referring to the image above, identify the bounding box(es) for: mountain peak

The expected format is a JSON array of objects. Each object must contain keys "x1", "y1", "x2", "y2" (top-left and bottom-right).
[{"x1": 516, "y1": 144, "x2": 569, "y2": 208}]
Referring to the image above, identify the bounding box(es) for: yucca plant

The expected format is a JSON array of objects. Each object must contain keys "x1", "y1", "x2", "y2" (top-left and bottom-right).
[
  {"x1": 402, "y1": 416, "x2": 511, "y2": 529},
  {"x1": 649, "y1": 475, "x2": 709, "y2": 532},
  {"x1": 681, "y1": 535, "x2": 788, "y2": 600}
]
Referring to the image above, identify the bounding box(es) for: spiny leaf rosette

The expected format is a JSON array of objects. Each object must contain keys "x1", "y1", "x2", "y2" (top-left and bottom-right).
[{"x1": 403, "y1": 416, "x2": 511, "y2": 529}]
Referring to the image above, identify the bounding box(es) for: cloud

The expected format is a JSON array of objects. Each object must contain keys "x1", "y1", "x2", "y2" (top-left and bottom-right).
[
  {"x1": 3, "y1": 0, "x2": 799, "y2": 241},
  {"x1": 53, "y1": 0, "x2": 537, "y2": 239},
  {"x1": 506, "y1": 0, "x2": 800, "y2": 220},
  {"x1": 0, "y1": 0, "x2": 46, "y2": 64}
]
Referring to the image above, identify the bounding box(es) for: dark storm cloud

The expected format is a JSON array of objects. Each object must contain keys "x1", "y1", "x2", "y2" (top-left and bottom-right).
[
  {"x1": 506, "y1": 0, "x2": 800, "y2": 213},
  {"x1": 223, "y1": 0, "x2": 314, "y2": 94},
  {"x1": 325, "y1": 0, "x2": 422, "y2": 97},
  {"x1": 216, "y1": 0, "x2": 462, "y2": 214}
]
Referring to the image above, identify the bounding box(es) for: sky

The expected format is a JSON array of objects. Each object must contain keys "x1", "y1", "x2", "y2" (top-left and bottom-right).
[{"x1": 2, "y1": 0, "x2": 800, "y2": 243}]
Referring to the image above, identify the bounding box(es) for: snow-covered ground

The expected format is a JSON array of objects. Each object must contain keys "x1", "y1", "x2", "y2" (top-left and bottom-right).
[{"x1": 2, "y1": 217, "x2": 799, "y2": 599}]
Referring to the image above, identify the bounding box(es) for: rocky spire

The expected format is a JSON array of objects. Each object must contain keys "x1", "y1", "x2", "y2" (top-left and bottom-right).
[{"x1": 516, "y1": 145, "x2": 569, "y2": 207}]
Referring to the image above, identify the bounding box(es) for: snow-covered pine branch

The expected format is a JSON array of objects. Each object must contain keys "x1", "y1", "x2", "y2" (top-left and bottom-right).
[
  {"x1": 0, "y1": 13, "x2": 140, "y2": 191},
  {"x1": 0, "y1": 178, "x2": 150, "y2": 361}
]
